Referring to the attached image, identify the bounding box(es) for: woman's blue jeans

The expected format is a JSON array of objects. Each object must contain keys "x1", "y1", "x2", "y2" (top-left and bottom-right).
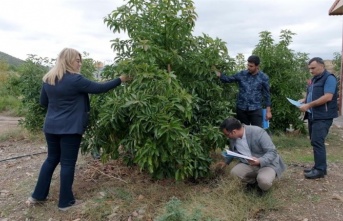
[{"x1": 31, "y1": 133, "x2": 82, "y2": 208}]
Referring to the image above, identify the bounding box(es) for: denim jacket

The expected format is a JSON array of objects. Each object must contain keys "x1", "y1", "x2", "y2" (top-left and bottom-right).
[{"x1": 220, "y1": 70, "x2": 271, "y2": 111}]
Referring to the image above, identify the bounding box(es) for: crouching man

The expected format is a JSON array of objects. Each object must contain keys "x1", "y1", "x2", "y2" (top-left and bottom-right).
[{"x1": 218, "y1": 117, "x2": 286, "y2": 195}]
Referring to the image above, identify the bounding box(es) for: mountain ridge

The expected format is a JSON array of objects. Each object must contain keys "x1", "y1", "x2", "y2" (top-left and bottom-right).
[{"x1": 0, "y1": 51, "x2": 25, "y2": 67}]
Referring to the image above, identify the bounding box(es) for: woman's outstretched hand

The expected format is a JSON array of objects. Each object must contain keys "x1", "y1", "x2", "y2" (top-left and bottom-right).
[{"x1": 119, "y1": 74, "x2": 132, "y2": 82}]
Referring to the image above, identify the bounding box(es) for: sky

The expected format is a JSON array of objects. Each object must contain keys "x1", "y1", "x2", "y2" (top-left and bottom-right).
[{"x1": 0, "y1": 0, "x2": 342, "y2": 64}]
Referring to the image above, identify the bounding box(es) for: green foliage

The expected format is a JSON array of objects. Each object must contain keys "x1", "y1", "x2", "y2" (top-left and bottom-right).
[
  {"x1": 332, "y1": 51, "x2": 341, "y2": 74},
  {"x1": 15, "y1": 55, "x2": 52, "y2": 131},
  {"x1": 0, "y1": 61, "x2": 21, "y2": 114},
  {"x1": 0, "y1": 96, "x2": 21, "y2": 115},
  {"x1": 155, "y1": 197, "x2": 208, "y2": 221},
  {"x1": 332, "y1": 52, "x2": 341, "y2": 102},
  {"x1": 82, "y1": 0, "x2": 234, "y2": 180},
  {"x1": 253, "y1": 30, "x2": 310, "y2": 132},
  {"x1": 81, "y1": 52, "x2": 97, "y2": 80},
  {"x1": 233, "y1": 53, "x2": 246, "y2": 72},
  {"x1": 83, "y1": 65, "x2": 215, "y2": 180},
  {"x1": 0, "y1": 60, "x2": 9, "y2": 71}
]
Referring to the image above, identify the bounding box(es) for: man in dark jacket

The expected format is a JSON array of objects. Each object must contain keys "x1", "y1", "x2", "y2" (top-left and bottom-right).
[{"x1": 300, "y1": 57, "x2": 338, "y2": 179}]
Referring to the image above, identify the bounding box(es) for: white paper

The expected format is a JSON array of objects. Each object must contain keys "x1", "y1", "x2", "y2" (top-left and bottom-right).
[
  {"x1": 225, "y1": 149, "x2": 254, "y2": 161},
  {"x1": 286, "y1": 97, "x2": 311, "y2": 113},
  {"x1": 286, "y1": 97, "x2": 302, "y2": 107}
]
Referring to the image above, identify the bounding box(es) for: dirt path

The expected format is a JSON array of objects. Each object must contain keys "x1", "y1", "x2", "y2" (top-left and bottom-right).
[{"x1": 0, "y1": 115, "x2": 21, "y2": 134}]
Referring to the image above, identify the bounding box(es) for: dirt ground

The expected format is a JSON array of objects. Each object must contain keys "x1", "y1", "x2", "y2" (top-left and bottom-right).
[
  {"x1": 1, "y1": 115, "x2": 343, "y2": 221},
  {"x1": 0, "y1": 116, "x2": 21, "y2": 134}
]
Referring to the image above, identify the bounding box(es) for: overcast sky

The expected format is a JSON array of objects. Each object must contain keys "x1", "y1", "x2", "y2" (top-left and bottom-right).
[{"x1": 0, "y1": 0, "x2": 342, "y2": 64}]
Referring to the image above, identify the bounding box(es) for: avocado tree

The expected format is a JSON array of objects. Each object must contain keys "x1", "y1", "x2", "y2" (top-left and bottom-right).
[
  {"x1": 253, "y1": 30, "x2": 310, "y2": 132},
  {"x1": 10, "y1": 1, "x2": 314, "y2": 180},
  {"x1": 332, "y1": 52, "x2": 341, "y2": 74},
  {"x1": 81, "y1": 0, "x2": 235, "y2": 180}
]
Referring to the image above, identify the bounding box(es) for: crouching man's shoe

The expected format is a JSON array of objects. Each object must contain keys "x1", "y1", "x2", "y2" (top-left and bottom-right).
[
  {"x1": 245, "y1": 182, "x2": 258, "y2": 192},
  {"x1": 304, "y1": 169, "x2": 325, "y2": 179},
  {"x1": 244, "y1": 182, "x2": 267, "y2": 197}
]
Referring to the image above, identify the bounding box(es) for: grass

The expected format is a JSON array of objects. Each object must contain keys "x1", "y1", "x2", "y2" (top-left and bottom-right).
[
  {"x1": 273, "y1": 127, "x2": 343, "y2": 163},
  {"x1": 1, "y1": 124, "x2": 343, "y2": 220},
  {"x1": 0, "y1": 96, "x2": 21, "y2": 115},
  {"x1": 0, "y1": 126, "x2": 44, "y2": 142},
  {"x1": 174, "y1": 177, "x2": 281, "y2": 221}
]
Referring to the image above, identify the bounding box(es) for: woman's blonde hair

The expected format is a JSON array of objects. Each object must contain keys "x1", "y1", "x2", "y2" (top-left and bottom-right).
[{"x1": 42, "y1": 48, "x2": 82, "y2": 85}]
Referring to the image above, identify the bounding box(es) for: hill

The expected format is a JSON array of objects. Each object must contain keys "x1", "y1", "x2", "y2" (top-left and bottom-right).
[{"x1": 0, "y1": 51, "x2": 25, "y2": 67}]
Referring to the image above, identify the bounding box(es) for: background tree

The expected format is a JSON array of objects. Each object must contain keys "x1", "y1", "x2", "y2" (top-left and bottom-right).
[
  {"x1": 253, "y1": 30, "x2": 310, "y2": 132},
  {"x1": 82, "y1": 0, "x2": 236, "y2": 180},
  {"x1": 332, "y1": 51, "x2": 341, "y2": 74},
  {"x1": 0, "y1": 60, "x2": 21, "y2": 114},
  {"x1": 81, "y1": 52, "x2": 97, "y2": 79},
  {"x1": 332, "y1": 52, "x2": 341, "y2": 110},
  {"x1": 0, "y1": 60, "x2": 9, "y2": 72},
  {"x1": 14, "y1": 55, "x2": 51, "y2": 131},
  {"x1": 233, "y1": 53, "x2": 246, "y2": 71}
]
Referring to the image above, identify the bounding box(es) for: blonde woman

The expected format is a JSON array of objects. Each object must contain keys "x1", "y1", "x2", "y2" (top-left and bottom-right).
[{"x1": 26, "y1": 48, "x2": 129, "y2": 211}]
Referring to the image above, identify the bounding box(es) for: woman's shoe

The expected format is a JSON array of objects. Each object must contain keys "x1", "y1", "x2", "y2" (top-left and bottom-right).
[
  {"x1": 25, "y1": 196, "x2": 47, "y2": 206},
  {"x1": 58, "y1": 200, "x2": 83, "y2": 211}
]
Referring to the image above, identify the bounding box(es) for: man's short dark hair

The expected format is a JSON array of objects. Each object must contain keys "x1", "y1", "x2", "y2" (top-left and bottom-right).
[
  {"x1": 308, "y1": 57, "x2": 324, "y2": 65},
  {"x1": 220, "y1": 117, "x2": 242, "y2": 132},
  {"x1": 247, "y1": 55, "x2": 260, "y2": 66}
]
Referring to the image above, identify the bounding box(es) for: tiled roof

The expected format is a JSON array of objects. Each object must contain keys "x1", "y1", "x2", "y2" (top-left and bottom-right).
[{"x1": 329, "y1": 0, "x2": 343, "y2": 15}]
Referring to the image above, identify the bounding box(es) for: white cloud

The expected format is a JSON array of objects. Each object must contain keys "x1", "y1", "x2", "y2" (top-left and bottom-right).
[
  {"x1": 193, "y1": 0, "x2": 342, "y2": 59},
  {"x1": 0, "y1": 0, "x2": 342, "y2": 63},
  {"x1": 0, "y1": 0, "x2": 123, "y2": 62}
]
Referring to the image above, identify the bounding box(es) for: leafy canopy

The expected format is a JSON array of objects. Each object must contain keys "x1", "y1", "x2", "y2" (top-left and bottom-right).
[
  {"x1": 82, "y1": 0, "x2": 235, "y2": 180},
  {"x1": 253, "y1": 30, "x2": 310, "y2": 132},
  {"x1": 14, "y1": 0, "x2": 315, "y2": 181}
]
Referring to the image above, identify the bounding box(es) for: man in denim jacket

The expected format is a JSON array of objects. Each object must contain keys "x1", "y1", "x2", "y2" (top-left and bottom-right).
[{"x1": 215, "y1": 55, "x2": 272, "y2": 128}]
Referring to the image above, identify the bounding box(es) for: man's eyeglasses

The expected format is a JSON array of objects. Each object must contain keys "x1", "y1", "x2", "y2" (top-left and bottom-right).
[{"x1": 223, "y1": 129, "x2": 235, "y2": 137}]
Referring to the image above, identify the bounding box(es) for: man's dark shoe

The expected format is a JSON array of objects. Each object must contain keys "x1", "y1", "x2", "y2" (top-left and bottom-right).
[
  {"x1": 245, "y1": 182, "x2": 258, "y2": 192},
  {"x1": 256, "y1": 187, "x2": 267, "y2": 197},
  {"x1": 303, "y1": 167, "x2": 312, "y2": 173},
  {"x1": 303, "y1": 167, "x2": 327, "y2": 175},
  {"x1": 245, "y1": 182, "x2": 267, "y2": 196},
  {"x1": 304, "y1": 169, "x2": 325, "y2": 179}
]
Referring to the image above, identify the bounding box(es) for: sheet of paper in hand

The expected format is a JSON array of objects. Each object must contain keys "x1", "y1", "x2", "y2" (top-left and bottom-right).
[
  {"x1": 225, "y1": 149, "x2": 254, "y2": 161},
  {"x1": 286, "y1": 97, "x2": 311, "y2": 113}
]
